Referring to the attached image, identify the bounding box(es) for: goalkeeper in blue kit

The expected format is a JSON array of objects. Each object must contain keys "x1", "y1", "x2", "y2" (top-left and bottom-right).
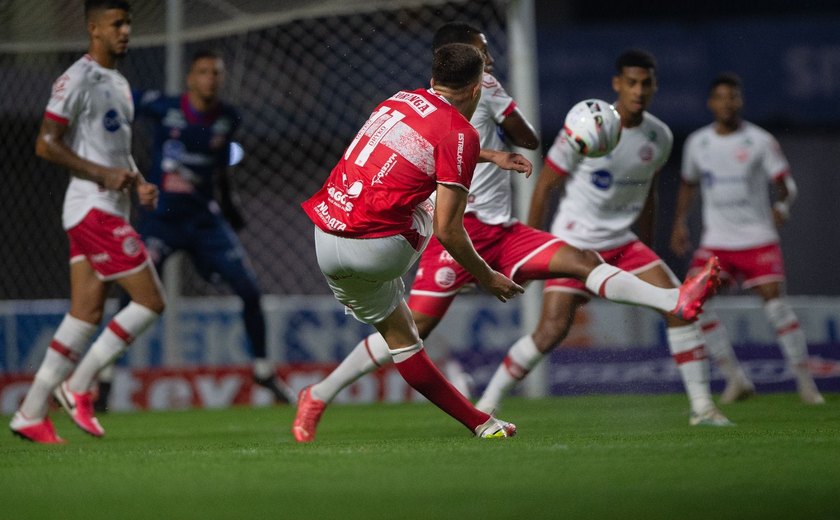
[{"x1": 96, "y1": 50, "x2": 294, "y2": 407}]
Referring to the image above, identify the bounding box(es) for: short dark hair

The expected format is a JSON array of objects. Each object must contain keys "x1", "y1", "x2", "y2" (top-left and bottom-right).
[
  {"x1": 615, "y1": 49, "x2": 657, "y2": 74},
  {"x1": 709, "y1": 72, "x2": 742, "y2": 94},
  {"x1": 432, "y1": 43, "x2": 484, "y2": 90},
  {"x1": 190, "y1": 50, "x2": 223, "y2": 68},
  {"x1": 432, "y1": 22, "x2": 482, "y2": 51},
  {"x1": 85, "y1": 0, "x2": 131, "y2": 19}
]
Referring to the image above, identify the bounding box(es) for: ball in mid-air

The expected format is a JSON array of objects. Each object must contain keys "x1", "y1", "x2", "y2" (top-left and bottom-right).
[{"x1": 563, "y1": 99, "x2": 622, "y2": 158}]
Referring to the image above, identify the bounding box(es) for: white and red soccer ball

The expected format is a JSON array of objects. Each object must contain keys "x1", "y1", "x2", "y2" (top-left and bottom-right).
[{"x1": 563, "y1": 99, "x2": 622, "y2": 158}]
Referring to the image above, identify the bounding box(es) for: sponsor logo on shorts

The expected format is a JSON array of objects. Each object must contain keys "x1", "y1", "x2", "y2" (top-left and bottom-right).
[
  {"x1": 91, "y1": 252, "x2": 111, "y2": 264},
  {"x1": 434, "y1": 267, "x2": 456, "y2": 288},
  {"x1": 122, "y1": 237, "x2": 141, "y2": 257},
  {"x1": 113, "y1": 225, "x2": 134, "y2": 237},
  {"x1": 438, "y1": 250, "x2": 455, "y2": 264}
]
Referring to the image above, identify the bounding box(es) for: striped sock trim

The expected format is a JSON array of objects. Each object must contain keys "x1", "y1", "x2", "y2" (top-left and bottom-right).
[
  {"x1": 49, "y1": 340, "x2": 80, "y2": 363},
  {"x1": 672, "y1": 345, "x2": 708, "y2": 365},
  {"x1": 503, "y1": 356, "x2": 529, "y2": 380},
  {"x1": 108, "y1": 320, "x2": 134, "y2": 344},
  {"x1": 363, "y1": 337, "x2": 383, "y2": 368}
]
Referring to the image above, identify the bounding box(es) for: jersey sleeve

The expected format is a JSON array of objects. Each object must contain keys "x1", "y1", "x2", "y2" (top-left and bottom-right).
[
  {"x1": 654, "y1": 124, "x2": 674, "y2": 171},
  {"x1": 45, "y1": 70, "x2": 87, "y2": 125},
  {"x1": 482, "y1": 74, "x2": 517, "y2": 124},
  {"x1": 434, "y1": 126, "x2": 480, "y2": 191},
  {"x1": 762, "y1": 133, "x2": 790, "y2": 181},
  {"x1": 544, "y1": 129, "x2": 583, "y2": 176},
  {"x1": 680, "y1": 132, "x2": 701, "y2": 183}
]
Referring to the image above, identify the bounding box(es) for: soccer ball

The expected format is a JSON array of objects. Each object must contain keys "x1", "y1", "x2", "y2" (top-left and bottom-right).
[{"x1": 563, "y1": 99, "x2": 622, "y2": 158}]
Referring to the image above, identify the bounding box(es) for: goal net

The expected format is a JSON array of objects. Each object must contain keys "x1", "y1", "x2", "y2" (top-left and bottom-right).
[{"x1": 0, "y1": 0, "x2": 522, "y2": 299}]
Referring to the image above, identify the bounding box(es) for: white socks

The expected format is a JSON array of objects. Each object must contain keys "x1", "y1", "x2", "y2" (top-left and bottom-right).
[
  {"x1": 476, "y1": 335, "x2": 543, "y2": 413},
  {"x1": 764, "y1": 298, "x2": 809, "y2": 377},
  {"x1": 67, "y1": 302, "x2": 159, "y2": 394},
  {"x1": 698, "y1": 311, "x2": 748, "y2": 383},
  {"x1": 667, "y1": 324, "x2": 713, "y2": 414},
  {"x1": 18, "y1": 314, "x2": 96, "y2": 419},
  {"x1": 585, "y1": 263, "x2": 678, "y2": 313},
  {"x1": 310, "y1": 333, "x2": 392, "y2": 403}
]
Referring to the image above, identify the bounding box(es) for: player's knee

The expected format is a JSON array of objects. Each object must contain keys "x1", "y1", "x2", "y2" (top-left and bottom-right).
[{"x1": 532, "y1": 320, "x2": 571, "y2": 353}]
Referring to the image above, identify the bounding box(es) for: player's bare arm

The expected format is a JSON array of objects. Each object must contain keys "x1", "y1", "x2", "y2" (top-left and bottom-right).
[
  {"x1": 670, "y1": 180, "x2": 699, "y2": 257},
  {"x1": 478, "y1": 149, "x2": 533, "y2": 177},
  {"x1": 36, "y1": 117, "x2": 137, "y2": 191},
  {"x1": 433, "y1": 183, "x2": 523, "y2": 302},
  {"x1": 634, "y1": 171, "x2": 660, "y2": 247},
  {"x1": 771, "y1": 175, "x2": 797, "y2": 228},
  {"x1": 526, "y1": 163, "x2": 567, "y2": 229},
  {"x1": 500, "y1": 108, "x2": 539, "y2": 150}
]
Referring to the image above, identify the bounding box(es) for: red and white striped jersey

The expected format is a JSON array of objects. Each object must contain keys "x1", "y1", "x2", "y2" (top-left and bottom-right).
[
  {"x1": 302, "y1": 88, "x2": 479, "y2": 248},
  {"x1": 45, "y1": 54, "x2": 135, "y2": 229}
]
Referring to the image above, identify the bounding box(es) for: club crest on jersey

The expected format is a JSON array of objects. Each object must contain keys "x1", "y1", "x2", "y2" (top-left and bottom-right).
[
  {"x1": 590, "y1": 169, "x2": 612, "y2": 190},
  {"x1": 638, "y1": 144, "x2": 654, "y2": 163},
  {"x1": 103, "y1": 109, "x2": 123, "y2": 132}
]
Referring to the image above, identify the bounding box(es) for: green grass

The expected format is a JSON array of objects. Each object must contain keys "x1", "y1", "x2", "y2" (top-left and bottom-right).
[{"x1": 2, "y1": 393, "x2": 839, "y2": 520}]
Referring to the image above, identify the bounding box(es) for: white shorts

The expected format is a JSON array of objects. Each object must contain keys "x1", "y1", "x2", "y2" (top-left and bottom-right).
[{"x1": 313, "y1": 202, "x2": 433, "y2": 324}]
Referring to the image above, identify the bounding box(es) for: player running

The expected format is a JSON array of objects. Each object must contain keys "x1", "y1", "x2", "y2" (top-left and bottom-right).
[
  {"x1": 292, "y1": 31, "x2": 722, "y2": 443},
  {"x1": 671, "y1": 73, "x2": 824, "y2": 405},
  {"x1": 10, "y1": 0, "x2": 165, "y2": 444}
]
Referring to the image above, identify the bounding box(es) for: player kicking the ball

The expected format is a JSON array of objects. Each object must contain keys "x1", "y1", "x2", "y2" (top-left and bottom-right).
[{"x1": 292, "y1": 32, "x2": 722, "y2": 443}]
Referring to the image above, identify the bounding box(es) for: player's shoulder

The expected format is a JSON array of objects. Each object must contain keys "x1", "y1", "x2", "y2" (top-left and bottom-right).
[
  {"x1": 685, "y1": 123, "x2": 715, "y2": 145},
  {"x1": 641, "y1": 111, "x2": 673, "y2": 143},
  {"x1": 741, "y1": 120, "x2": 775, "y2": 142},
  {"x1": 480, "y1": 72, "x2": 504, "y2": 91},
  {"x1": 58, "y1": 55, "x2": 99, "y2": 85}
]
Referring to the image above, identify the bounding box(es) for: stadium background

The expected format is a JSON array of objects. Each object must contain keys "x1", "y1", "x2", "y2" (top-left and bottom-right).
[{"x1": 1, "y1": 0, "x2": 838, "y2": 411}]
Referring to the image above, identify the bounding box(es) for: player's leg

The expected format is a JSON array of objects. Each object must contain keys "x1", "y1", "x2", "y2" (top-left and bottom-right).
[
  {"x1": 10, "y1": 260, "x2": 104, "y2": 443},
  {"x1": 476, "y1": 288, "x2": 584, "y2": 413},
  {"x1": 548, "y1": 243, "x2": 719, "y2": 321},
  {"x1": 57, "y1": 264, "x2": 164, "y2": 437},
  {"x1": 698, "y1": 310, "x2": 755, "y2": 403},
  {"x1": 635, "y1": 264, "x2": 731, "y2": 426},
  {"x1": 753, "y1": 281, "x2": 824, "y2": 404},
  {"x1": 194, "y1": 221, "x2": 294, "y2": 402},
  {"x1": 685, "y1": 250, "x2": 754, "y2": 403},
  {"x1": 304, "y1": 227, "x2": 514, "y2": 439},
  {"x1": 375, "y1": 299, "x2": 513, "y2": 438}
]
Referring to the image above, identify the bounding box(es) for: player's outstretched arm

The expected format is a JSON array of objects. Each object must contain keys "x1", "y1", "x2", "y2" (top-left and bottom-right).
[
  {"x1": 478, "y1": 149, "x2": 532, "y2": 177},
  {"x1": 434, "y1": 183, "x2": 523, "y2": 303},
  {"x1": 35, "y1": 117, "x2": 137, "y2": 191},
  {"x1": 670, "y1": 180, "x2": 698, "y2": 257}
]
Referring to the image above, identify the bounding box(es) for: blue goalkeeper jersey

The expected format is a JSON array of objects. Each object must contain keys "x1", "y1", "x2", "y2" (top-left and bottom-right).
[{"x1": 134, "y1": 90, "x2": 241, "y2": 219}]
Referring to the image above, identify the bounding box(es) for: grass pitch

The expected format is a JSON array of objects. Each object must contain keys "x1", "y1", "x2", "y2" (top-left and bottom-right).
[{"x1": 2, "y1": 393, "x2": 838, "y2": 520}]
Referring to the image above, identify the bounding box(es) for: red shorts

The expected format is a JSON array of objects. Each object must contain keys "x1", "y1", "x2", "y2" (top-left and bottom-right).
[
  {"x1": 408, "y1": 214, "x2": 565, "y2": 318},
  {"x1": 544, "y1": 240, "x2": 663, "y2": 298},
  {"x1": 688, "y1": 243, "x2": 785, "y2": 289},
  {"x1": 68, "y1": 208, "x2": 149, "y2": 281}
]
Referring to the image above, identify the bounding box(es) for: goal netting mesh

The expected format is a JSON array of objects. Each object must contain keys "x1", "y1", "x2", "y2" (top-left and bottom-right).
[{"x1": 0, "y1": 0, "x2": 513, "y2": 298}]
